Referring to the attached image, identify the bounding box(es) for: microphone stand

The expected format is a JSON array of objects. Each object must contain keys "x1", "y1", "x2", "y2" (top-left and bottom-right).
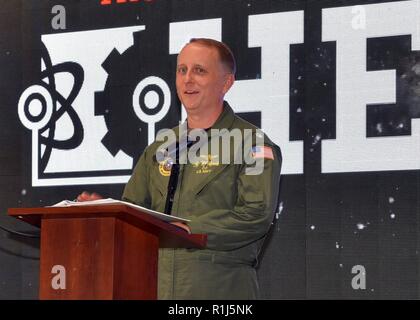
[
  {"x1": 163, "y1": 139, "x2": 194, "y2": 215},
  {"x1": 164, "y1": 161, "x2": 180, "y2": 215}
]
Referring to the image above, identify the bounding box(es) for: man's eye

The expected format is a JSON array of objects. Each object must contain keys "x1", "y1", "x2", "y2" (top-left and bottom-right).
[
  {"x1": 194, "y1": 67, "x2": 206, "y2": 74},
  {"x1": 177, "y1": 67, "x2": 187, "y2": 74}
]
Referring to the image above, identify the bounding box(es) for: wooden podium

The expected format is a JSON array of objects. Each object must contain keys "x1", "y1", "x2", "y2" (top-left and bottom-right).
[{"x1": 8, "y1": 205, "x2": 207, "y2": 300}]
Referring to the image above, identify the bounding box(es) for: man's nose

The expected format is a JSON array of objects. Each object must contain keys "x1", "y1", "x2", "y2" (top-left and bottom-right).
[{"x1": 184, "y1": 70, "x2": 194, "y2": 83}]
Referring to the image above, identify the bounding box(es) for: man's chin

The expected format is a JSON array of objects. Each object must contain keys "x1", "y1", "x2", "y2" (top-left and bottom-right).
[{"x1": 182, "y1": 102, "x2": 199, "y2": 112}]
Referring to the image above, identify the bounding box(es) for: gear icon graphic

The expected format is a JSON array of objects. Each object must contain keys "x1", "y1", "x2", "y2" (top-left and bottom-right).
[{"x1": 95, "y1": 29, "x2": 180, "y2": 165}]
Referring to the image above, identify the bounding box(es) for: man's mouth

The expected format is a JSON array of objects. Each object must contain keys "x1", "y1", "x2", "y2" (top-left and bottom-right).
[{"x1": 184, "y1": 90, "x2": 199, "y2": 95}]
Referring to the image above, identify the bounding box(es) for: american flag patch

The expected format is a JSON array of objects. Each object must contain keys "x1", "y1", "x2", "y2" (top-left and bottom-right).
[{"x1": 251, "y1": 146, "x2": 274, "y2": 160}]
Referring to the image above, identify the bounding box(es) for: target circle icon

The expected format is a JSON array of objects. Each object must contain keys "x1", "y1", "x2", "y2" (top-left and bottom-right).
[
  {"x1": 133, "y1": 76, "x2": 171, "y2": 123},
  {"x1": 18, "y1": 85, "x2": 53, "y2": 131}
]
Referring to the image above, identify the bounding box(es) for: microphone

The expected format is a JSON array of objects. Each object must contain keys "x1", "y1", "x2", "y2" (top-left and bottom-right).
[{"x1": 155, "y1": 137, "x2": 195, "y2": 163}]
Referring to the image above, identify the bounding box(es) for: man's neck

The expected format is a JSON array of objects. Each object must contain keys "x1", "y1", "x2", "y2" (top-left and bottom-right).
[{"x1": 187, "y1": 102, "x2": 224, "y2": 129}]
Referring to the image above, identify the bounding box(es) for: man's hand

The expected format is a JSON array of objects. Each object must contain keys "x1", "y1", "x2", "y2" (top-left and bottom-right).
[
  {"x1": 76, "y1": 191, "x2": 103, "y2": 202},
  {"x1": 170, "y1": 221, "x2": 191, "y2": 234}
]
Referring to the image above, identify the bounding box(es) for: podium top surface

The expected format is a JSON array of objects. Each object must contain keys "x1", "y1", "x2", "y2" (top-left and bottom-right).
[{"x1": 8, "y1": 204, "x2": 207, "y2": 249}]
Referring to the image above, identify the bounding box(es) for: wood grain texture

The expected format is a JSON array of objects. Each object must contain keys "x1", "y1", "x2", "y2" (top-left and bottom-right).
[{"x1": 8, "y1": 205, "x2": 207, "y2": 299}]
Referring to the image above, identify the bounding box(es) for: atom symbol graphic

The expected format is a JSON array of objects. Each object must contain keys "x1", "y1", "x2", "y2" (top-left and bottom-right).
[{"x1": 18, "y1": 42, "x2": 85, "y2": 173}]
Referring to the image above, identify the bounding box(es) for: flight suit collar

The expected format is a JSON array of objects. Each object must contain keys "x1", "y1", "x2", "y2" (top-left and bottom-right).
[
  {"x1": 208, "y1": 101, "x2": 236, "y2": 132},
  {"x1": 173, "y1": 101, "x2": 236, "y2": 139}
]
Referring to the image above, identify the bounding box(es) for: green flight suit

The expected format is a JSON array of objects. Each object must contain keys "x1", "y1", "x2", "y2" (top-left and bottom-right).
[{"x1": 122, "y1": 102, "x2": 282, "y2": 299}]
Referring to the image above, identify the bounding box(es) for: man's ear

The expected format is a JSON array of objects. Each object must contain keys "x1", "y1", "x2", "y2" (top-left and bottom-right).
[{"x1": 222, "y1": 73, "x2": 235, "y2": 94}]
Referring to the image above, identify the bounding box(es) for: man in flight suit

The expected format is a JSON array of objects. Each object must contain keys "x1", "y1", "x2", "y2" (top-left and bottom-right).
[{"x1": 79, "y1": 38, "x2": 282, "y2": 299}]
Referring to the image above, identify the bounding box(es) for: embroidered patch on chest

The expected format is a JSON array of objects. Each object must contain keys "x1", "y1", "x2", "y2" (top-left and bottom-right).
[{"x1": 158, "y1": 158, "x2": 173, "y2": 177}]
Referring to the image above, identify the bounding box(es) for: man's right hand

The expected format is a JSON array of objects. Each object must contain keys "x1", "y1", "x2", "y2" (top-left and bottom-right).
[{"x1": 76, "y1": 191, "x2": 103, "y2": 202}]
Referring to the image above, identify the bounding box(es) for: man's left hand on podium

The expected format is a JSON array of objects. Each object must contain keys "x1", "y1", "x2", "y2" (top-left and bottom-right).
[{"x1": 170, "y1": 222, "x2": 191, "y2": 234}]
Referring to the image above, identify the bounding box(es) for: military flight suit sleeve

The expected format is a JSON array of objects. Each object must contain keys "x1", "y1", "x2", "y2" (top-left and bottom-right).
[
  {"x1": 187, "y1": 145, "x2": 282, "y2": 251},
  {"x1": 122, "y1": 148, "x2": 152, "y2": 209}
]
